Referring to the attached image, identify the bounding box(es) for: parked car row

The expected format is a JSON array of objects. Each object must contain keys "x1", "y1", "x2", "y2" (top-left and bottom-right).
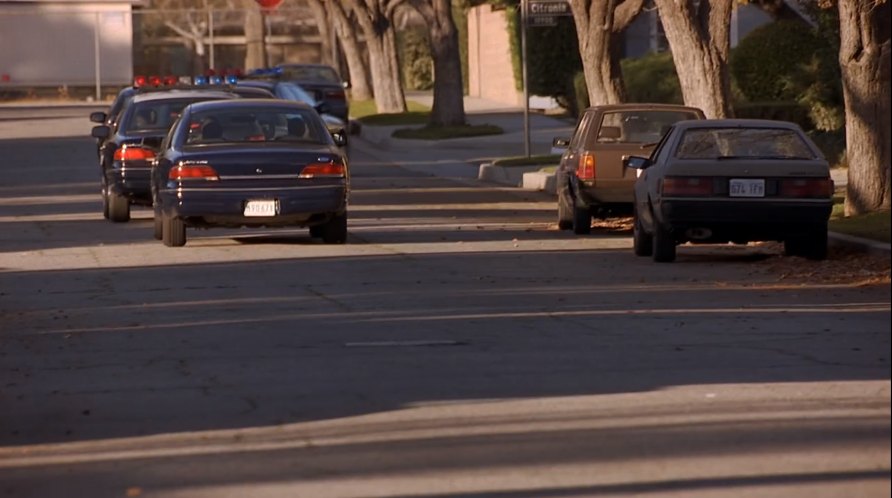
[
  {"x1": 552, "y1": 104, "x2": 834, "y2": 262},
  {"x1": 89, "y1": 71, "x2": 350, "y2": 247}
]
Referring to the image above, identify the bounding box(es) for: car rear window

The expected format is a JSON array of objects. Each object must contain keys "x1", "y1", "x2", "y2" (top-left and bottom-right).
[
  {"x1": 675, "y1": 127, "x2": 816, "y2": 160},
  {"x1": 124, "y1": 98, "x2": 211, "y2": 133},
  {"x1": 184, "y1": 107, "x2": 329, "y2": 145},
  {"x1": 597, "y1": 110, "x2": 699, "y2": 144},
  {"x1": 279, "y1": 66, "x2": 340, "y2": 83}
]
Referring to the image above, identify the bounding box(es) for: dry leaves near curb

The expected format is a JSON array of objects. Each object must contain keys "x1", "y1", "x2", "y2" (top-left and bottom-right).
[{"x1": 751, "y1": 243, "x2": 891, "y2": 285}]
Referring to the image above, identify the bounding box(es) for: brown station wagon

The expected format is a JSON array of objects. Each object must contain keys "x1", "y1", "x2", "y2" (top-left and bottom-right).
[{"x1": 553, "y1": 103, "x2": 706, "y2": 234}]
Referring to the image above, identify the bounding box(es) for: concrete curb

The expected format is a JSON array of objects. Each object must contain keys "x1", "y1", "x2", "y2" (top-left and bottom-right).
[
  {"x1": 478, "y1": 163, "x2": 544, "y2": 187},
  {"x1": 828, "y1": 232, "x2": 891, "y2": 256}
]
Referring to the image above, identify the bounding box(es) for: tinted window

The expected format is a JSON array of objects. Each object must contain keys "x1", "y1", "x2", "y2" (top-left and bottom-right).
[
  {"x1": 597, "y1": 110, "x2": 700, "y2": 144},
  {"x1": 124, "y1": 98, "x2": 213, "y2": 133},
  {"x1": 184, "y1": 107, "x2": 329, "y2": 145},
  {"x1": 675, "y1": 127, "x2": 816, "y2": 159},
  {"x1": 570, "y1": 111, "x2": 594, "y2": 149},
  {"x1": 280, "y1": 66, "x2": 340, "y2": 83},
  {"x1": 277, "y1": 82, "x2": 317, "y2": 106}
]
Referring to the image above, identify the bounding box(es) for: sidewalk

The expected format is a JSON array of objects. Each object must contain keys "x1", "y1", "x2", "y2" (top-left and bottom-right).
[{"x1": 357, "y1": 95, "x2": 889, "y2": 257}]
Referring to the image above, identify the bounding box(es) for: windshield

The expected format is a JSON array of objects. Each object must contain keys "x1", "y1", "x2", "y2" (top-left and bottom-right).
[
  {"x1": 676, "y1": 127, "x2": 816, "y2": 159},
  {"x1": 277, "y1": 82, "x2": 317, "y2": 106},
  {"x1": 123, "y1": 98, "x2": 215, "y2": 133},
  {"x1": 184, "y1": 107, "x2": 329, "y2": 145}
]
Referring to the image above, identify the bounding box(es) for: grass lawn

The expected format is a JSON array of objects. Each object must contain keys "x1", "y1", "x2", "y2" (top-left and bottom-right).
[
  {"x1": 829, "y1": 193, "x2": 891, "y2": 243},
  {"x1": 351, "y1": 99, "x2": 431, "y2": 125},
  {"x1": 392, "y1": 124, "x2": 503, "y2": 140}
]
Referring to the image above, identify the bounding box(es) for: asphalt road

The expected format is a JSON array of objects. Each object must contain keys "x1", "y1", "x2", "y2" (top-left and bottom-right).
[{"x1": 0, "y1": 117, "x2": 889, "y2": 498}]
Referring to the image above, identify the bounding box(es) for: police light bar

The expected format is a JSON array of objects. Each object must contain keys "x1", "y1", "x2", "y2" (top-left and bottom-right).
[
  {"x1": 209, "y1": 75, "x2": 223, "y2": 85},
  {"x1": 193, "y1": 75, "x2": 208, "y2": 85},
  {"x1": 224, "y1": 74, "x2": 238, "y2": 84}
]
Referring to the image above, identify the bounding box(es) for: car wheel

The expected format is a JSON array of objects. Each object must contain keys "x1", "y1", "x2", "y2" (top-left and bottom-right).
[
  {"x1": 162, "y1": 213, "x2": 186, "y2": 247},
  {"x1": 557, "y1": 194, "x2": 573, "y2": 230},
  {"x1": 652, "y1": 222, "x2": 676, "y2": 263},
  {"x1": 320, "y1": 212, "x2": 347, "y2": 244},
  {"x1": 786, "y1": 223, "x2": 828, "y2": 260},
  {"x1": 572, "y1": 200, "x2": 591, "y2": 235},
  {"x1": 309, "y1": 224, "x2": 323, "y2": 238},
  {"x1": 153, "y1": 208, "x2": 163, "y2": 241},
  {"x1": 633, "y1": 208, "x2": 653, "y2": 257},
  {"x1": 100, "y1": 179, "x2": 110, "y2": 220},
  {"x1": 107, "y1": 190, "x2": 130, "y2": 223}
]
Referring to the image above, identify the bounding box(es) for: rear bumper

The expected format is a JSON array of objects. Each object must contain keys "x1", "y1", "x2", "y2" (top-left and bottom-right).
[
  {"x1": 657, "y1": 198, "x2": 832, "y2": 242},
  {"x1": 160, "y1": 185, "x2": 347, "y2": 228},
  {"x1": 107, "y1": 167, "x2": 152, "y2": 203}
]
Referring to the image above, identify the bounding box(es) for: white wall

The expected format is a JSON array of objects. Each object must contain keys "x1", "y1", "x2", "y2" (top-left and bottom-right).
[{"x1": 0, "y1": 1, "x2": 134, "y2": 86}]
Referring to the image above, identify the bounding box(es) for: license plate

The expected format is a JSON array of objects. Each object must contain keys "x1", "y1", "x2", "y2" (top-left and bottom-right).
[
  {"x1": 244, "y1": 200, "x2": 277, "y2": 217},
  {"x1": 729, "y1": 178, "x2": 765, "y2": 197}
]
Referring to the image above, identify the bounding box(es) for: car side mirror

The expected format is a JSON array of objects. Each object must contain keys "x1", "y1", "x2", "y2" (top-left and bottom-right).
[
  {"x1": 552, "y1": 137, "x2": 570, "y2": 148},
  {"x1": 332, "y1": 131, "x2": 347, "y2": 147},
  {"x1": 91, "y1": 125, "x2": 110, "y2": 139},
  {"x1": 342, "y1": 81, "x2": 351, "y2": 90},
  {"x1": 315, "y1": 102, "x2": 330, "y2": 115},
  {"x1": 89, "y1": 111, "x2": 107, "y2": 123},
  {"x1": 623, "y1": 155, "x2": 650, "y2": 170}
]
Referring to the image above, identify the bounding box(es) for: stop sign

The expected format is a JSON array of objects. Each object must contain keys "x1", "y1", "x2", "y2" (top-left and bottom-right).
[{"x1": 255, "y1": 0, "x2": 283, "y2": 10}]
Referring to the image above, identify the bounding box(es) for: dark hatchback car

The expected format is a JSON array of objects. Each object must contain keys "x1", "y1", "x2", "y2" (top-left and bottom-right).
[
  {"x1": 625, "y1": 119, "x2": 834, "y2": 262},
  {"x1": 151, "y1": 99, "x2": 349, "y2": 247},
  {"x1": 92, "y1": 90, "x2": 239, "y2": 222},
  {"x1": 272, "y1": 63, "x2": 350, "y2": 123}
]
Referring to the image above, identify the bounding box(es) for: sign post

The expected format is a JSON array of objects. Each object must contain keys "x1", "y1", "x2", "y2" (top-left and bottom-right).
[
  {"x1": 520, "y1": 0, "x2": 572, "y2": 158},
  {"x1": 254, "y1": 0, "x2": 283, "y2": 67}
]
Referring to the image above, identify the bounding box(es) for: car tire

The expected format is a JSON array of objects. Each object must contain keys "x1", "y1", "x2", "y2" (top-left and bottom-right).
[
  {"x1": 162, "y1": 213, "x2": 186, "y2": 247},
  {"x1": 786, "y1": 224, "x2": 828, "y2": 260},
  {"x1": 557, "y1": 194, "x2": 573, "y2": 230},
  {"x1": 101, "y1": 179, "x2": 110, "y2": 220},
  {"x1": 652, "y1": 222, "x2": 676, "y2": 263},
  {"x1": 107, "y1": 190, "x2": 130, "y2": 223},
  {"x1": 309, "y1": 224, "x2": 323, "y2": 238},
  {"x1": 153, "y1": 208, "x2": 163, "y2": 241},
  {"x1": 572, "y1": 201, "x2": 591, "y2": 235},
  {"x1": 633, "y1": 209, "x2": 653, "y2": 257},
  {"x1": 320, "y1": 212, "x2": 347, "y2": 244}
]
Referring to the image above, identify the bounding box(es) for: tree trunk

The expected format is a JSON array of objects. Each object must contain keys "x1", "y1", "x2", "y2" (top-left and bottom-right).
[
  {"x1": 653, "y1": 0, "x2": 734, "y2": 118},
  {"x1": 410, "y1": 0, "x2": 465, "y2": 126},
  {"x1": 839, "y1": 0, "x2": 891, "y2": 214},
  {"x1": 568, "y1": 0, "x2": 645, "y2": 107},
  {"x1": 328, "y1": 0, "x2": 373, "y2": 101},
  {"x1": 306, "y1": 0, "x2": 335, "y2": 67},
  {"x1": 344, "y1": 0, "x2": 407, "y2": 113},
  {"x1": 243, "y1": 0, "x2": 265, "y2": 71}
]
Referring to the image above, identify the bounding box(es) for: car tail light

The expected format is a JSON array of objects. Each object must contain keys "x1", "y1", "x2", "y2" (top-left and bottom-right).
[
  {"x1": 576, "y1": 153, "x2": 595, "y2": 181},
  {"x1": 325, "y1": 89, "x2": 346, "y2": 101},
  {"x1": 779, "y1": 178, "x2": 833, "y2": 198},
  {"x1": 299, "y1": 162, "x2": 345, "y2": 178},
  {"x1": 662, "y1": 176, "x2": 714, "y2": 196},
  {"x1": 169, "y1": 164, "x2": 219, "y2": 181},
  {"x1": 113, "y1": 145, "x2": 155, "y2": 162},
  {"x1": 133, "y1": 75, "x2": 147, "y2": 88}
]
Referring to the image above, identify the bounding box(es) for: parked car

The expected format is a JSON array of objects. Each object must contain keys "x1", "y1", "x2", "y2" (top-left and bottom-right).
[
  {"x1": 625, "y1": 119, "x2": 834, "y2": 262},
  {"x1": 91, "y1": 89, "x2": 240, "y2": 222},
  {"x1": 236, "y1": 79, "x2": 348, "y2": 146},
  {"x1": 151, "y1": 99, "x2": 349, "y2": 247},
  {"x1": 553, "y1": 103, "x2": 706, "y2": 234},
  {"x1": 271, "y1": 63, "x2": 350, "y2": 123}
]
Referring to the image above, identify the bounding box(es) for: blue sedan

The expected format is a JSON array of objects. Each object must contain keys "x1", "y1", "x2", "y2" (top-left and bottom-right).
[{"x1": 151, "y1": 99, "x2": 349, "y2": 247}]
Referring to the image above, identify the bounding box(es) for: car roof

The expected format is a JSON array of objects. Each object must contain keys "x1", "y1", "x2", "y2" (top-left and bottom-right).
[
  {"x1": 185, "y1": 98, "x2": 314, "y2": 112},
  {"x1": 237, "y1": 80, "x2": 276, "y2": 89},
  {"x1": 673, "y1": 118, "x2": 803, "y2": 130},
  {"x1": 585, "y1": 103, "x2": 704, "y2": 113},
  {"x1": 130, "y1": 90, "x2": 237, "y2": 103}
]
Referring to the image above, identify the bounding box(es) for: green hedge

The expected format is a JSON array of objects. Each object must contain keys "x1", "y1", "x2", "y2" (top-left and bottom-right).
[
  {"x1": 621, "y1": 51, "x2": 683, "y2": 104},
  {"x1": 731, "y1": 20, "x2": 820, "y2": 102}
]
